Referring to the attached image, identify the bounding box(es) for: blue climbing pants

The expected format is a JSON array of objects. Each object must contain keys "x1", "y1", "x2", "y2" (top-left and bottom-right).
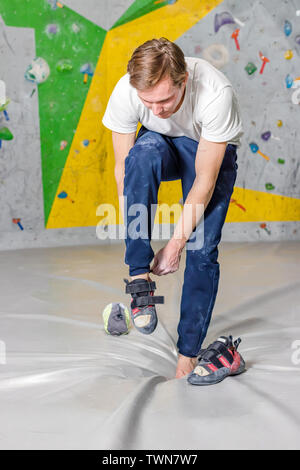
[{"x1": 123, "y1": 126, "x2": 238, "y2": 358}]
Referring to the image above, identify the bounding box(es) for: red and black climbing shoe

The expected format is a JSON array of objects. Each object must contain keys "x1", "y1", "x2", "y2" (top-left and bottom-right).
[
  {"x1": 124, "y1": 278, "x2": 164, "y2": 335},
  {"x1": 187, "y1": 335, "x2": 246, "y2": 386}
]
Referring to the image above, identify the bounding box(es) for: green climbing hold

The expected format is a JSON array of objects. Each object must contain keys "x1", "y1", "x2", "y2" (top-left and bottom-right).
[
  {"x1": 265, "y1": 183, "x2": 275, "y2": 190},
  {"x1": 0, "y1": 127, "x2": 13, "y2": 140},
  {"x1": 245, "y1": 62, "x2": 257, "y2": 75},
  {"x1": 278, "y1": 158, "x2": 285, "y2": 164},
  {"x1": 56, "y1": 59, "x2": 73, "y2": 73},
  {"x1": 0, "y1": 99, "x2": 10, "y2": 113}
]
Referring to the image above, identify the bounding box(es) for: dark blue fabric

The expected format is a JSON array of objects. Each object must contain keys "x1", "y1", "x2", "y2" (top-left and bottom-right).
[{"x1": 123, "y1": 126, "x2": 238, "y2": 357}]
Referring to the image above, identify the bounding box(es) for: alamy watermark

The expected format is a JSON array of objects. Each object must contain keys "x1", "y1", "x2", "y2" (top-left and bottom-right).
[
  {"x1": 291, "y1": 340, "x2": 300, "y2": 366},
  {"x1": 96, "y1": 199, "x2": 204, "y2": 250},
  {"x1": 0, "y1": 340, "x2": 6, "y2": 365}
]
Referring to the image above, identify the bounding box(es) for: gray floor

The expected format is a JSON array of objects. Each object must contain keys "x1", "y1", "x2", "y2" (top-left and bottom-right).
[{"x1": 0, "y1": 241, "x2": 300, "y2": 449}]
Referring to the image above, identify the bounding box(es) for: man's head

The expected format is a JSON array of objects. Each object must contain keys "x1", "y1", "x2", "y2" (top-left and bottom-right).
[{"x1": 127, "y1": 38, "x2": 188, "y2": 119}]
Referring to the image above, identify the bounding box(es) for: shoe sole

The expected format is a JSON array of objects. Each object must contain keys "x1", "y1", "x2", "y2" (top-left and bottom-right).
[
  {"x1": 130, "y1": 313, "x2": 158, "y2": 335},
  {"x1": 187, "y1": 361, "x2": 246, "y2": 386}
]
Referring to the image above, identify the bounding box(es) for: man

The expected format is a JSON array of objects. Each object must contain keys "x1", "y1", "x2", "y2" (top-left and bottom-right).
[{"x1": 102, "y1": 38, "x2": 245, "y2": 385}]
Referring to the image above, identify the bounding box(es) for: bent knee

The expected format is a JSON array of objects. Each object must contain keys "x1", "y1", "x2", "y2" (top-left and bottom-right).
[{"x1": 126, "y1": 134, "x2": 165, "y2": 171}]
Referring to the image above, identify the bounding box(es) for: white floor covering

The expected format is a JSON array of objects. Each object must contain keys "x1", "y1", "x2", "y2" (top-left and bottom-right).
[{"x1": 0, "y1": 241, "x2": 299, "y2": 450}]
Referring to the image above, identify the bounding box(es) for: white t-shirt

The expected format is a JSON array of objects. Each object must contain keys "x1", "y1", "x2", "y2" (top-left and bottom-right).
[{"x1": 102, "y1": 57, "x2": 244, "y2": 147}]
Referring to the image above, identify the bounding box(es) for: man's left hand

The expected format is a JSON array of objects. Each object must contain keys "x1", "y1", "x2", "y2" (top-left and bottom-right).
[{"x1": 150, "y1": 238, "x2": 185, "y2": 276}]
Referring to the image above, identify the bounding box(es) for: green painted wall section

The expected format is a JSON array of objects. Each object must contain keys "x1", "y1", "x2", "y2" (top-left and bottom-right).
[
  {"x1": 0, "y1": 0, "x2": 106, "y2": 225},
  {"x1": 111, "y1": 0, "x2": 170, "y2": 29}
]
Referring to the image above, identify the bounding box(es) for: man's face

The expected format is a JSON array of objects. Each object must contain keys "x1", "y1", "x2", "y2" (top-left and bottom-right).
[{"x1": 137, "y1": 73, "x2": 188, "y2": 119}]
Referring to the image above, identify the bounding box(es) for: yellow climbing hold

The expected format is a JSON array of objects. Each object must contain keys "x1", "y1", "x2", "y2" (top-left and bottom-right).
[
  {"x1": 284, "y1": 49, "x2": 293, "y2": 60},
  {"x1": 277, "y1": 119, "x2": 283, "y2": 127}
]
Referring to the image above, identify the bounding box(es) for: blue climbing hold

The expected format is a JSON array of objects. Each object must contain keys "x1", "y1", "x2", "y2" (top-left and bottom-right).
[
  {"x1": 249, "y1": 142, "x2": 259, "y2": 153},
  {"x1": 286, "y1": 74, "x2": 294, "y2": 88},
  {"x1": 284, "y1": 20, "x2": 292, "y2": 37}
]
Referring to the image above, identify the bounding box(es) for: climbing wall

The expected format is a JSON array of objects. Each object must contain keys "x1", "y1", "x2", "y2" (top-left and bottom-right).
[
  {"x1": 0, "y1": 0, "x2": 299, "y2": 250},
  {"x1": 177, "y1": 0, "x2": 300, "y2": 240}
]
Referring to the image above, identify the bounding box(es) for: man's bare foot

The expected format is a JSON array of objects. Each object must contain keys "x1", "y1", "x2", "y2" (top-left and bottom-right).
[{"x1": 175, "y1": 354, "x2": 198, "y2": 378}]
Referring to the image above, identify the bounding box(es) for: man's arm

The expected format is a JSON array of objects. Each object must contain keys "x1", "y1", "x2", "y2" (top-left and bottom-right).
[
  {"x1": 171, "y1": 137, "x2": 227, "y2": 247},
  {"x1": 112, "y1": 131, "x2": 136, "y2": 221},
  {"x1": 151, "y1": 137, "x2": 227, "y2": 275}
]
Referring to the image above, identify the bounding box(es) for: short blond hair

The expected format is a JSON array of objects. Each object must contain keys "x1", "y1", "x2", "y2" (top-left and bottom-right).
[{"x1": 127, "y1": 38, "x2": 187, "y2": 91}]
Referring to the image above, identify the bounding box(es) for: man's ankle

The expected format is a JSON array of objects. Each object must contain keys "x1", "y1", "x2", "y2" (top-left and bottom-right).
[{"x1": 130, "y1": 273, "x2": 151, "y2": 282}]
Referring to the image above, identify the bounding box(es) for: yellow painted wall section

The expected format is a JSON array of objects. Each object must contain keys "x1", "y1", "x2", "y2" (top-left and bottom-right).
[
  {"x1": 46, "y1": 0, "x2": 223, "y2": 228},
  {"x1": 227, "y1": 187, "x2": 300, "y2": 222},
  {"x1": 46, "y1": 0, "x2": 300, "y2": 229}
]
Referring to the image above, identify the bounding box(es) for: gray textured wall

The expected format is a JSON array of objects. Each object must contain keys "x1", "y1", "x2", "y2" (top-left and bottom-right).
[
  {"x1": 0, "y1": 0, "x2": 299, "y2": 251},
  {"x1": 177, "y1": 0, "x2": 300, "y2": 242}
]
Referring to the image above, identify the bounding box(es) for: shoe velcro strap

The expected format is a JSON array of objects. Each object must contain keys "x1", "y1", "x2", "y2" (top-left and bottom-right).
[
  {"x1": 208, "y1": 341, "x2": 231, "y2": 356},
  {"x1": 234, "y1": 338, "x2": 241, "y2": 350},
  {"x1": 135, "y1": 295, "x2": 164, "y2": 307},
  {"x1": 209, "y1": 343, "x2": 234, "y2": 365},
  {"x1": 200, "y1": 345, "x2": 233, "y2": 368},
  {"x1": 125, "y1": 281, "x2": 156, "y2": 294},
  {"x1": 200, "y1": 349, "x2": 226, "y2": 369}
]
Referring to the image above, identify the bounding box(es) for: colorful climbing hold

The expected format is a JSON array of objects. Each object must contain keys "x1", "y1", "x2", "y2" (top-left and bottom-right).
[
  {"x1": 284, "y1": 49, "x2": 293, "y2": 60},
  {"x1": 82, "y1": 139, "x2": 96, "y2": 147},
  {"x1": 260, "y1": 223, "x2": 271, "y2": 235},
  {"x1": 286, "y1": 74, "x2": 294, "y2": 88},
  {"x1": 245, "y1": 62, "x2": 257, "y2": 75},
  {"x1": 284, "y1": 20, "x2": 292, "y2": 37},
  {"x1": 194, "y1": 45, "x2": 202, "y2": 55},
  {"x1": 12, "y1": 218, "x2": 24, "y2": 230},
  {"x1": 72, "y1": 23, "x2": 81, "y2": 33},
  {"x1": 46, "y1": 24, "x2": 58, "y2": 35},
  {"x1": 202, "y1": 44, "x2": 229, "y2": 69},
  {"x1": 80, "y1": 63, "x2": 94, "y2": 84},
  {"x1": 249, "y1": 142, "x2": 270, "y2": 161},
  {"x1": 259, "y1": 51, "x2": 270, "y2": 74},
  {"x1": 295, "y1": 35, "x2": 300, "y2": 45},
  {"x1": 232, "y1": 16, "x2": 245, "y2": 27},
  {"x1": 60, "y1": 140, "x2": 68, "y2": 150},
  {"x1": 0, "y1": 127, "x2": 13, "y2": 140},
  {"x1": 25, "y1": 57, "x2": 50, "y2": 84},
  {"x1": 56, "y1": 59, "x2": 73, "y2": 73},
  {"x1": 0, "y1": 100, "x2": 9, "y2": 113},
  {"x1": 0, "y1": 80, "x2": 6, "y2": 107},
  {"x1": 265, "y1": 183, "x2": 275, "y2": 190},
  {"x1": 58, "y1": 191, "x2": 75, "y2": 203},
  {"x1": 47, "y1": 0, "x2": 57, "y2": 9},
  {"x1": 261, "y1": 131, "x2": 271, "y2": 141},
  {"x1": 277, "y1": 158, "x2": 285, "y2": 164},
  {"x1": 231, "y1": 29, "x2": 240, "y2": 51},
  {"x1": 277, "y1": 120, "x2": 283, "y2": 127},
  {"x1": 214, "y1": 11, "x2": 235, "y2": 33},
  {"x1": 230, "y1": 198, "x2": 246, "y2": 212}
]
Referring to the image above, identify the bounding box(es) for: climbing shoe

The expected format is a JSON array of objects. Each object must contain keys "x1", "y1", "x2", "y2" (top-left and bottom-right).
[
  {"x1": 187, "y1": 335, "x2": 246, "y2": 386},
  {"x1": 124, "y1": 278, "x2": 164, "y2": 334}
]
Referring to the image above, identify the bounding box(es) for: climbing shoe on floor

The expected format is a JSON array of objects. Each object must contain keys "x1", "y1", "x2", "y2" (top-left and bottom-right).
[
  {"x1": 187, "y1": 335, "x2": 246, "y2": 386},
  {"x1": 124, "y1": 278, "x2": 164, "y2": 334}
]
